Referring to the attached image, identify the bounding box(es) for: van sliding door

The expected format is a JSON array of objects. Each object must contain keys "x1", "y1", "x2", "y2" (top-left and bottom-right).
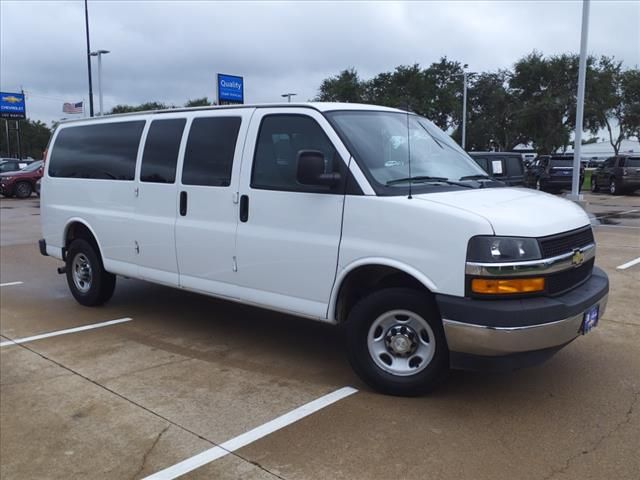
[{"x1": 174, "y1": 110, "x2": 253, "y2": 293}]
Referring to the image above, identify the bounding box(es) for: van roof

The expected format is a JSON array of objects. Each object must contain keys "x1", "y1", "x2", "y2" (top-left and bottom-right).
[{"x1": 58, "y1": 102, "x2": 406, "y2": 125}]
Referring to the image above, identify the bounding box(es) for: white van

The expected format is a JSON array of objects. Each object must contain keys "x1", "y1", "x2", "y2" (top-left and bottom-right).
[{"x1": 40, "y1": 103, "x2": 609, "y2": 395}]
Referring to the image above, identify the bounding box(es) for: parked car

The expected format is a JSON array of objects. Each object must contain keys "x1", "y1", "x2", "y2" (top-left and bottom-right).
[
  {"x1": 39, "y1": 103, "x2": 608, "y2": 395},
  {"x1": 590, "y1": 154, "x2": 640, "y2": 195},
  {"x1": 0, "y1": 158, "x2": 31, "y2": 174},
  {"x1": 0, "y1": 160, "x2": 44, "y2": 198},
  {"x1": 467, "y1": 152, "x2": 525, "y2": 186},
  {"x1": 524, "y1": 154, "x2": 584, "y2": 192}
]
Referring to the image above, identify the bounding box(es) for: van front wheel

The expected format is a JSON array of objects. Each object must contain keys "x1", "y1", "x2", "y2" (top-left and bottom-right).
[
  {"x1": 345, "y1": 288, "x2": 449, "y2": 396},
  {"x1": 65, "y1": 239, "x2": 116, "y2": 306}
]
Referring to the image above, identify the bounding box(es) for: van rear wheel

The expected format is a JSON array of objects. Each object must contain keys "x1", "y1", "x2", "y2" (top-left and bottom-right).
[
  {"x1": 345, "y1": 288, "x2": 448, "y2": 396},
  {"x1": 65, "y1": 239, "x2": 116, "y2": 306}
]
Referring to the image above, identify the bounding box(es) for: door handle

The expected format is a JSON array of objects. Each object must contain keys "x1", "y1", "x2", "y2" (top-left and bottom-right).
[
  {"x1": 180, "y1": 191, "x2": 187, "y2": 216},
  {"x1": 239, "y1": 195, "x2": 249, "y2": 222}
]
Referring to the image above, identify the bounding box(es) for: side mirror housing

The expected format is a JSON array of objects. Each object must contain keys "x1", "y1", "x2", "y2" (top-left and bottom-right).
[{"x1": 296, "y1": 150, "x2": 341, "y2": 187}]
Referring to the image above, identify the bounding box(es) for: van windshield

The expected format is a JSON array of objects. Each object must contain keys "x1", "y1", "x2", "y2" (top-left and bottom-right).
[{"x1": 326, "y1": 111, "x2": 487, "y2": 192}]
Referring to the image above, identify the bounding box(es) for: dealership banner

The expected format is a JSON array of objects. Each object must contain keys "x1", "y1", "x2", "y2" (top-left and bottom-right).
[
  {"x1": 217, "y1": 74, "x2": 244, "y2": 104},
  {"x1": 0, "y1": 92, "x2": 26, "y2": 119}
]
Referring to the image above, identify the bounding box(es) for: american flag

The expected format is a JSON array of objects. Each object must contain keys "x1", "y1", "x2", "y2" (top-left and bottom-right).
[{"x1": 63, "y1": 101, "x2": 83, "y2": 114}]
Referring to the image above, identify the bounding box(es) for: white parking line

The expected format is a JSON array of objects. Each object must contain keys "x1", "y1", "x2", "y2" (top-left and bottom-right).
[
  {"x1": 617, "y1": 257, "x2": 640, "y2": 270},
  {"x1": 0, "y1": 317, "x2": 133, "y2": 347},
  {"x1": 0, "y1": 281, "x2": 23, "y2": 287},
  {"x1": 143, "y1": 386, "x2": 358, "y2": 480}
]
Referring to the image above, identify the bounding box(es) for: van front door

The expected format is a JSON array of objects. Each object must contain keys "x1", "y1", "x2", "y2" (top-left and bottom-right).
[
  {"x1": 174, "y1": 110, "x2": 252, "y2": 294},
  {"x1": 234, "y1": 109, "x2": 349, "y2": 318}
]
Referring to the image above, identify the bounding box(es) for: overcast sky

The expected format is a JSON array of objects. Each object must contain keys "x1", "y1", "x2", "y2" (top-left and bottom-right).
[{"x1": 1, "y1": 0, "x2": 638, "y2": 125}]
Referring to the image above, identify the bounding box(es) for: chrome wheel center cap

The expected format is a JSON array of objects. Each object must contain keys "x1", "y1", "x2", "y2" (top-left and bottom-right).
[{"x1": 385, "y1": 326, "x2": 418, "y2": 356}]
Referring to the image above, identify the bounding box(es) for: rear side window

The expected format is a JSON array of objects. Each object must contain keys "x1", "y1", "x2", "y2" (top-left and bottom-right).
[
  {"x1": 504, "y1": 156, "x2": 524, "y2": 176},
  {"x1": 251, "y1": 114, "x2": 342, "y2": 192},
  {"x1": 622, "y1": 157, "x2": 640, "y2": 168},
  {"x1": 49, "y1": 121, "x2": 145, "y2": 180},
  {"x1": 182, "y1": 117, "x2": 241, "y2": 186},
  {"x1": 140, "y1": 119, "x2": 186, "y2": 183},
  {"x1": 472, "y1": 157, "x2": 489, "y2": 173}
]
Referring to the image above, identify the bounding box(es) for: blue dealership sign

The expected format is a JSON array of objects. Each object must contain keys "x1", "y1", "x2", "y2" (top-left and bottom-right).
[
  {"x1": 217, "y1": 74, "x2": 244, "y2": 104},
  {"x1": 0, "y1": 91, "x2": 26, "y2": 119}
]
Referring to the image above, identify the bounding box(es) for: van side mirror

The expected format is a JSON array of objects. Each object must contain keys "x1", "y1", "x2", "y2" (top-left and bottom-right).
[{"x1": 296, "y1": 150, "x2": 341, "y2": 187}]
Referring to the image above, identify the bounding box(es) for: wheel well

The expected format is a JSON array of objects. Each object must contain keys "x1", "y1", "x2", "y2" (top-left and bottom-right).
[
  {"x1": 64, "y1": 222, "x2": 100, "y2": 260},
  {"x1": 334, "y1": 265, "x2": 432, "y2": 323}
]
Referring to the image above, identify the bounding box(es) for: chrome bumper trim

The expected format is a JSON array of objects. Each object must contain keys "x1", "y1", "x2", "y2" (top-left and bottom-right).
[
  {"x1": 443, "y1": 294, "x2": 607, "y2": 356},
  {"x1": 465, "y1": 243, "x2": 595, "y2": 277}
]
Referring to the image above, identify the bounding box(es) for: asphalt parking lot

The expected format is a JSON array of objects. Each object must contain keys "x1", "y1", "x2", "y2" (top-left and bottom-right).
[{"x1": 1, "y1": 191, "x2": 638, "y2": 480}]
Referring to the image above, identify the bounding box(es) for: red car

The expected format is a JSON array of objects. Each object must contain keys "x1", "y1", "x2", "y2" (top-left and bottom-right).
[{"x1": 0, "y1": 160, "x2": 44, "y2": 198}]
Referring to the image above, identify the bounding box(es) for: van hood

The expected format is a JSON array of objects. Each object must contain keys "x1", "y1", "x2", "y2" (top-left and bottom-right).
[{"x1": 414, "y1": 187, "x2": 590, "y2": 237}]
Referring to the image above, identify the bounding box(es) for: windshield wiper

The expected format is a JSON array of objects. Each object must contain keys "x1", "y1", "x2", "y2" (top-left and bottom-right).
[
  {"x1": 459, "y1": 174, "x2": 492, "y2": 181},
  {"x1": 386, "y1": 176, "x2": 473, "y2": 188}
]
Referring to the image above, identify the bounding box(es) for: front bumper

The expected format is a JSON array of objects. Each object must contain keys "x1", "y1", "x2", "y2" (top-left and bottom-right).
[{"x1": 436, "y1": 266, "x2": 609, "y2": 370}]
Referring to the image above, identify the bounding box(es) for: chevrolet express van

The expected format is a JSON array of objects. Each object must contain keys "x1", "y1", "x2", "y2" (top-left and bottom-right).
[{"x1": 40, "y1": 103, "x2": 609, "y2": 395}]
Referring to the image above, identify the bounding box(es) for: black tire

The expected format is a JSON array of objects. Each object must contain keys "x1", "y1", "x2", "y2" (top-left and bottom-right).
[
  {"x1": 345, "y1": 288, "x2": 449, "y2": 396},
  {"x1": 15, "y1": 182, "x2": 32, "y2": 199},
  {"x1": 590, "y1": 177, "x2": 599, "y2": 192},
  {"x1": 609, "y1": 178, "x2": 619, "y2": 195},
  {"x1": 65, "y1": 238, "x2": 116, "y2": 306}
]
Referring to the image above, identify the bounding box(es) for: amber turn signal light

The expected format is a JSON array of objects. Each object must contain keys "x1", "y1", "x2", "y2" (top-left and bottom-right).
[{"x1": 471, "y1": 277, "x2": 545, "y2": 294}]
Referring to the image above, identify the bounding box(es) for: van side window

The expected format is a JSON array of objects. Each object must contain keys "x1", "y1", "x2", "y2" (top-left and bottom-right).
[
  {"x1": 181, "y1": 117, "x2": 241, "y2": 187},
  {"x1": 251, "y1": 114, "x2": 343, "y2": 192},
  {"x1": 49, "y1": 121, "x2": 145, "y2": 180},
  {"x1": 140, "y1": 119, "x2": 186, "y2": 183}
]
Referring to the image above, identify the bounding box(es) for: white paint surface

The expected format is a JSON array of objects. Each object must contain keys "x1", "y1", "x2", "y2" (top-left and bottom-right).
[
  {"x1": 0, "y1": 281, "x2": 23, "y2": 287},
  {"x1": 0, "y1": 317, "x2": 133, "y2": 347},
  {"x1": 143, "y1": 386, "x2": 358, "y2": 479},
  {"x1": 617, "y1": 257, "x2": 640, "y2": 270}
]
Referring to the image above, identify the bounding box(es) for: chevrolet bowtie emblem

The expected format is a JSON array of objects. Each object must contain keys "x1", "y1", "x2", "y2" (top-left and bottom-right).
[{"x1": 572, "y1": 249, "x2": 585, "y2": 266}]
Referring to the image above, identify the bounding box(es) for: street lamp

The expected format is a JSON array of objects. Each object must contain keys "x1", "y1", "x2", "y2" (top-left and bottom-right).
[
  {"x1": 90, "y1": 49, "x2": 110, "y2": 116},
  {"x1": 454, "y1": 68, "x2": 476, "y2": 151},
  {"x1": 281, "y1": 93, "x2": 297, "y2": 103}
]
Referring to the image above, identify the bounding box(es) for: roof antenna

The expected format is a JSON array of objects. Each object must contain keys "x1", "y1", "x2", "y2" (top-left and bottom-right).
[{"x1": 406, "y1": 100, "x2": 413, "y2": 199}]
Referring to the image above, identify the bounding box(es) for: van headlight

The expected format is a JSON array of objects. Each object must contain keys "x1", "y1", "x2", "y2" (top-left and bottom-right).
[{"x1": 467, "y1": 236, "x2": 541, "y2": 262}]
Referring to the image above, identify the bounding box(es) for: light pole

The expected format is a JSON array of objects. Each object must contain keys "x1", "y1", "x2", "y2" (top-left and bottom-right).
[
  {"x1": 90, "y1": 49, "x2": 110, "y2": 116},
  {"x1": 453, "y1": 69, "x2": 475, "y2": 150},
  {"x1": 84, "y1": 0, "x2": 94, "y2": 117},
  {"x1": 281, "y1": 93, "x2": 297, "y2": 103},
  {"x1": 569, "y1": 0, "x2": 590, "y2": 201}
]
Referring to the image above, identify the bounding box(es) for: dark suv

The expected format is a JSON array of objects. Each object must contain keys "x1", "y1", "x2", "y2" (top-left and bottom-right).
[
  {"x1": 590, "y1": 154, "x2": 640, "y2": 195},
  {"x1": 467, "y1": 152, "x2": 525, "y2": 186},
  {"x1": 524, "y1": 154, "x2": 584, "y2": 192}
]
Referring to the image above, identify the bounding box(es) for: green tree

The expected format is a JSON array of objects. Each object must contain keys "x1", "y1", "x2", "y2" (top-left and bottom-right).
[
  {"x1": 509, "y1": 51, "x2": 585, "y2": 154},
  {"x1": 315, "y1": 68, "x2": 364, "y2": 103},
  {"x1": 0, "y1": 118, "x2": 51, "y2": 159},
  {"x1": 109, "y1": 101, "x2": 169, "y2": 114},
  {"x1": 185, "y1": 97, "x2": 211, "y2": 107},
  {"x1": 585, "y1": 58, "x2": 640, "y2": 154},
  {"x1": 454, "y1": 71, "x2": 524, "y2": 151}
]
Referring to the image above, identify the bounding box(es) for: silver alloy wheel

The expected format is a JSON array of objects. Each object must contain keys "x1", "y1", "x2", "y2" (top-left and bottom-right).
[
  {"x1": 367, "y1": 309, "x2": 436, "y2": 377},
  {"x1": 609, "y1": 179, "x2": 616, "y2": 194},
  {"x1": 72, "y1": 253, "x2": 93, "y2": 293}
]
